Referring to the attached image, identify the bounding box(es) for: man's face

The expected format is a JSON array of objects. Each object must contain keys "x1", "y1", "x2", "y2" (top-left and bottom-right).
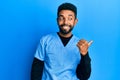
[{"x1": 57, "y1": 10, "x2": 78, "y2": 35}]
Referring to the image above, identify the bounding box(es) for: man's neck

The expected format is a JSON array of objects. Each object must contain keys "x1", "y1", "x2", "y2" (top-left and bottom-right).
[
  {"x1": 58, "y1": 32, "x2": 72, "y2": 38},
  {"x1": 57, "y1": 32, "x2": 73, "y2": 46}
]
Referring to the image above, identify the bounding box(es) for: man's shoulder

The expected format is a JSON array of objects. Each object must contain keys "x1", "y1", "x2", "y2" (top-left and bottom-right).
[
  {"x1": 73, "y1": 35, "x2": 80, "y2": 41},
  {"x1": 42, "y1": 33, "x2": 57, "y2": 38},
  {"x1": 40, "y1": 33, "x2": 57, "y2": 42}
]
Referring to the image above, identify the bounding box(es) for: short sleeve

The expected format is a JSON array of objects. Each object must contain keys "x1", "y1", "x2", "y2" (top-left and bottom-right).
[{"x1": 34, "y1": 37, "x2": 46, "y2": 61}]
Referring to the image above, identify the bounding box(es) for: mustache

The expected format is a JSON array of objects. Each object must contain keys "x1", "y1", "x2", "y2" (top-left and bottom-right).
[{"x1": 60, "y1": 24, "x2": 70, "y2": 27}]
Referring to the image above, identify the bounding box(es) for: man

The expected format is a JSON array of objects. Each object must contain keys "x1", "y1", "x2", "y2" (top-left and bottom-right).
[{"x1": 31, "y1": 3, "x2": 93, "y2": 80}]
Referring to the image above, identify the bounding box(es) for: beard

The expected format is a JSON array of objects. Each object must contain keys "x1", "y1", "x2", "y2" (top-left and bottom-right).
[{"x1": 58, "y1": 24, "x2": 74, "y2": 35}]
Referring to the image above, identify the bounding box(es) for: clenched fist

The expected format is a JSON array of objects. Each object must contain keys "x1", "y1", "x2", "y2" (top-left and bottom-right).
[{"x1": 77, "y1": 39, "x2": 93, "y2": 56}]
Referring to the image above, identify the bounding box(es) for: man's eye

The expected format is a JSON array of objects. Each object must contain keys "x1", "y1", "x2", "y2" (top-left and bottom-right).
[
  {"x1": 68, "y1": 18, "x2": 73, "y2": 21},
  {"x1": 58, "y1": 17, "x2": 64, "y2": 21}
]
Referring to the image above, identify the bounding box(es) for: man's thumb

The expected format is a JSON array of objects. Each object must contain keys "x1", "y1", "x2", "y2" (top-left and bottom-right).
[{"x1": 88, "y1": 40, "x2": 93, "y2": 46}]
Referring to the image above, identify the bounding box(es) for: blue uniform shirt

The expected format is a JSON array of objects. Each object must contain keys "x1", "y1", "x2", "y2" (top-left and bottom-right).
[{"x1": 35, "y1": 33, "x2": 81, "y2": 80}]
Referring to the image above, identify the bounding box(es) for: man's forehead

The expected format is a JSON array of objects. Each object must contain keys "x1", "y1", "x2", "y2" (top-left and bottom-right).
[{"x1": 59, "y1": 10, "x2": 75, "y2": 15}]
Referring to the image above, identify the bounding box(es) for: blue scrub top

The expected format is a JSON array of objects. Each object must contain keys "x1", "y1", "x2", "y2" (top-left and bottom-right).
[{"x1": 35, "y1": 33, "x2": 81, "y2": 80}]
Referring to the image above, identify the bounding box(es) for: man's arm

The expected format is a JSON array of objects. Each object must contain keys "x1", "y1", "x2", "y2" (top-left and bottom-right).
[
  {"x1": 76, "y1": 39, "x2": 93, "y2": 80},
  {"x1": 31, "y1": 58, "x2": 44, "y2": 80},
  {"x1": 76, "y1": 52, "x2": 91, "y2": 80}
]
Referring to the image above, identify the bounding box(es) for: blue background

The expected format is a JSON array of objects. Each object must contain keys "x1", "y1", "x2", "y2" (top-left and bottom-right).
[{"x1": 0, "y1": 0, "x2": 120, "y2": 80}]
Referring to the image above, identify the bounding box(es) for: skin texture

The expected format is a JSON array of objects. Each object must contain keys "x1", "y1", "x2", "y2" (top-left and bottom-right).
[{"x1": 57, "y1": 10, "x2": 93, "y2": 56}]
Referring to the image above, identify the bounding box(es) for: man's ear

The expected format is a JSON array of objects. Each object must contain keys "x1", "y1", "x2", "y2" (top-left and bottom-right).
[
  {"x1": 56, "y1": 17, "x2": 58, "y2": 21},
  {"x1": 56, "y1": 17, "x2": 59, "y2": 23},
  {"x1": 74, "y1": 18, "x2": 78, "y2": 26}
]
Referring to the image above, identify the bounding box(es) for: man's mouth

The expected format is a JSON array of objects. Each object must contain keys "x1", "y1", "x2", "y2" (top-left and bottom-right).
[{"x1": 62, "y1": 25, "x2": 69, "y2": 29}]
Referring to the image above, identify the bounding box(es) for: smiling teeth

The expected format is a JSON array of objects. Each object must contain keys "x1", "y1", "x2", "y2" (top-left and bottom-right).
[{"x1": 63, "y1": 26, "x2": 69, "y2": 29}]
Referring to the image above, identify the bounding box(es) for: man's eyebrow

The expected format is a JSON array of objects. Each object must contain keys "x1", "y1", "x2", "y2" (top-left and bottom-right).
[
  {"x1": 68, "y1": 14, "x2": 74, "y2": 17},
  {"x1": 58, "y1": 15, "x2": 64, "y2": 17},
  {"x1": 58, "y1": 14, "x2": 73, "y2": 17}
]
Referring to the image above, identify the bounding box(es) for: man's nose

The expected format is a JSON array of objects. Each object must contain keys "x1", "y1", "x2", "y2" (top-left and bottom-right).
[{"x1": 64, "y1": 18, "x2": 68, "y2": 24}]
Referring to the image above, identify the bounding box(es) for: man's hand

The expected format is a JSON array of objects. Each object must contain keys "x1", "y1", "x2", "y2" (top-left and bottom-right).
[{"x1": 77, "y1": 39, "x2": 93, "y2": 56}]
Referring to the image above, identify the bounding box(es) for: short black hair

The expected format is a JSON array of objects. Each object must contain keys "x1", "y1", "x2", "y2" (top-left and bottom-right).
[{"x1": 57, "y1": 3, "x2": 77, "y2": 18}]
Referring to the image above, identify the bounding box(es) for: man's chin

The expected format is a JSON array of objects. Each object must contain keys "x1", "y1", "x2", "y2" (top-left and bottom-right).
[{"x1": 60, "y1": 30, "x2": 70, "y2": 35}]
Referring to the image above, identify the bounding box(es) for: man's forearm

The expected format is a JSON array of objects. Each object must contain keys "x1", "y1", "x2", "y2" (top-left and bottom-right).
[
  {"x1": 31, "y1": 58, "x2": 44, "y2": 80},
  {"x1": 76, "y1": 52, "x2": 91, "y2": 80}
]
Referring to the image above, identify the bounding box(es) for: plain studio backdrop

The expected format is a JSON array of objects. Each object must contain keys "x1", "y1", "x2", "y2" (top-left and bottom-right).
[{"x1": 0, "y1": 0, "x2": 120, "y2": 80}]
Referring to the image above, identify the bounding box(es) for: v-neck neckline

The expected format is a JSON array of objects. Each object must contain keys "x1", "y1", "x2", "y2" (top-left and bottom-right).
[{"x1": 56, "y1": 33, "x2": 74, "y2": 48}]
